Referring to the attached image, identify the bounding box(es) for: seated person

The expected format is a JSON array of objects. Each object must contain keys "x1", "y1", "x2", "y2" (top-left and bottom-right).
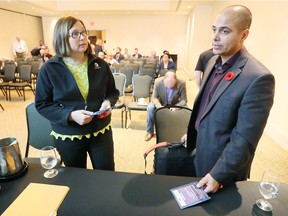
[
  {"x1": 156, "y1": 53, "x2": 176, "y2": 76},
  {"x1": 123, "y1": 48, "x2": 131, "y2": 59},
  {"x1": 43, "y1": 53, "x2": 53, "y2": 62},
  {"x1": 98, "y1": 51, "x2": 105, "y2": 59},
  {"x1": 148, "y1": 50, "x2": 158, "y2": 63},
  {"x1": 145, "y1": 71, "x2": 187, "y2": 141},
  {"x1": 132, "y1": 48, "x2": 142, "y2": 59},
  {"x1": 105, "y1": 51, "x2": 119, "y2": 65},
  {"x1": 113, "y1": 47, "x2": 125, "y2": 63},
  {"x1": 94, "y1": 38, "x2": 103, "y2": 56},
  {"x1": 31, "y1": 40, "x2": 49, "y2": 58},
  {"x1": 160, "y1": 50, "x2": 173, "y2": 62}
]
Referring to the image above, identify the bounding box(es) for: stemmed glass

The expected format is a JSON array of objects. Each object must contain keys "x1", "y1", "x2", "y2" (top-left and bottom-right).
[
  {"x1": 256, "y1": 169, "x2": 281, "y2": 211},
  {"x1": 40, "y1": 146, "x2": 59, "y2": 178}
]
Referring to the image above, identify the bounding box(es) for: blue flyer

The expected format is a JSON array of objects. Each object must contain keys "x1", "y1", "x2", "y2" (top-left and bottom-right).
[{"x1": 170, "y1": 181, "x2": 211, "y2": 209}]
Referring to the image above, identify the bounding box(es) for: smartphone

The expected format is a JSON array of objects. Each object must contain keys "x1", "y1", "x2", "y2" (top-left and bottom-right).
[{"x1": 89, "y1": 107, "x2": 111, "y2": 116}]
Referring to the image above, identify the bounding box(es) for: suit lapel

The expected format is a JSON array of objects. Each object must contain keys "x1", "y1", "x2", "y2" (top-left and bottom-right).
[{"x1": 197, "y1": 48, "x2": 250, "y2": 121}]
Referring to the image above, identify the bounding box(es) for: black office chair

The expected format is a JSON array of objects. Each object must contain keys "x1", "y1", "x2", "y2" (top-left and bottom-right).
[{"x1": 25, "y1": 102, "x2": 56, "y2": 163}]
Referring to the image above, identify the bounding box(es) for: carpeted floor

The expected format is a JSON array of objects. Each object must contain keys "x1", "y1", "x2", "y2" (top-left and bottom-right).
[{"x1": 1, "y1": 70, "x2": 287, "y2": 183}]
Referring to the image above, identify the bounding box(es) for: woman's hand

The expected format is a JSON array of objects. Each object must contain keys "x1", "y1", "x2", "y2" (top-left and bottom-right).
[
  {"x1": 98, "y1": 100, "x2": 112, "y2": 118},
  {"x1": 69, "y1": 110, "x2": 94, "y2": 125}
]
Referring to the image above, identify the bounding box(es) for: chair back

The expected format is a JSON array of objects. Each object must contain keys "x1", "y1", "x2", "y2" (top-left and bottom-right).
[
  {"x1": 4, "y1": 60, "x2": 15, "y2": 65},
  {"x1": 132, "y1": 60, "x2": 144, "y2": 69},
  {"x1": 25, "y1": 102, "x2": 54, "y2": 157},
  {"x1": 155, "y1": 106, "x2": 192, "y2": 143},
  {"x1": 120, "y1": 60, "x2": 130, "y2": 65},
  {"x1": 113, "y1": 72, "x2": 126, "y2": 97},
  {"x1": 143, "y1": 62, "x2": 157, "y2": 70},
  {"x1": 110, "y1": 65, "x2": 116, "y2": 73},
  {"x1": 16, "y1": 60, "x2": 28, "y2": 73},
  {"x1": 19, "y1": 64, "x2": 32, "y2": 82},
  {"x1": 119, "y1": 66, "x2": 134, "y2": 86},
  {"x1": 132, "y1": 75, "x2": 152, "y2": 99},
  {"x1": 127, "y1": 63, "x2": 140, "y2": 74},
  {"x1": 112, "y1": 73, "x2": 126, "y2": 128},
  {"x1": 159, "y1": 69, "x2": 168, "y2": 77},
  {"x1": 112, "y1": 63, "x2": 123, "y2": 73},
  {"x1": 30, "y1": 61, "x2": 41, "y2": 77},
  {"x1": 3, "y1": 64, "x2": 16, "y2": 82},
  {"x1": 140, "y1": 67, "x2": 156, "y2": 81}
]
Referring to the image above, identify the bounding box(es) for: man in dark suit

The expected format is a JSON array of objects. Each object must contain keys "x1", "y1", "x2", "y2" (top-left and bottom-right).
[
  {"x1": 145, "y1": 71, "x2": 187, "y2": 141},
  {"x1": 184, "y1": 5, "x2": 275, "y2": 193}
]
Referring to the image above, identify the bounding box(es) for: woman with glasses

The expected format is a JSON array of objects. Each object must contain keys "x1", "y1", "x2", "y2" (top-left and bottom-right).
[{"x1": 35, "y1": 16, "x2": 119, "y2": 170}]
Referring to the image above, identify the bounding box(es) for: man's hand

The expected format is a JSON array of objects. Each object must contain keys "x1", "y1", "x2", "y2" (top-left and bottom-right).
[
  {"x1": 69, "y1": 110, "x2": 93, "y2": 125},
  {"x1": 197, "y1": 173, "x2": 222, "y2": 193},
  {"x1": 181, "y1": 134, "x2": 187, "y2": 147},
  {"x1": 170, "y1": 107, "x2": 179, "y2": 111}
]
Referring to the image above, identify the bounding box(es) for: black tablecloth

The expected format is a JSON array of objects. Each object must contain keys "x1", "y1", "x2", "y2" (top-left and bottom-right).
[{"x1": 0, "y1": 163, "x2": 287, "y2": 216}]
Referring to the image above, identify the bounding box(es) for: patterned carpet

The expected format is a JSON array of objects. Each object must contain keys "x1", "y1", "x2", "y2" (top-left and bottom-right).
[{"x1": 1, "y1": 70, "x2": 287, "y2": 184}]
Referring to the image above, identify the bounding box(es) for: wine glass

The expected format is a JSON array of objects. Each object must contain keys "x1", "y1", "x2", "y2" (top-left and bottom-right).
[
  {"x1": 256, "y1": 169, "x2": 281, "y2": 211},
  {"x1": 40, "y1": 146, "x2": 59, "y2": 178}
]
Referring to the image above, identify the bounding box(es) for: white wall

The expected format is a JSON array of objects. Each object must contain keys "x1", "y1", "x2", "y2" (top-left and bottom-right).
[
  {"x1": 42, "y1": 14, "x2": 188, "y2": 69},
  {"x1": 0, "y1": 9, "x2": 43, "y2": 60},
  {"x1": 184, "y1": 5, "x2": 213, "y2": 78}
]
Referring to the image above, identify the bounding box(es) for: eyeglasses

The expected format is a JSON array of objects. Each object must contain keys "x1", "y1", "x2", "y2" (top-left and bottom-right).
[{"x1": 69, "y1": 31, "x2": 88, "y2": 39}]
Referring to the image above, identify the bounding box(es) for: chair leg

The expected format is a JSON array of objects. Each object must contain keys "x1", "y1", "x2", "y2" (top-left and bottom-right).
[
  {"x1": 1, "y1": 87, "x2": 8, "y2": 101},
  {"x1": 8, "y1": 86, "x2": 11, "y2": 101},
  {"x1": 121, "y1": 108, "x2": 124, "y2": 128},
  {"x1": 125, "y1": 109, "x2": 128, "y2": 128},
  {"x1": 0, "y1": 103, "x2": 4, "y2": 111},
  {"x1": 23, "y1": 87, "x2": 25, "y2": 101}
]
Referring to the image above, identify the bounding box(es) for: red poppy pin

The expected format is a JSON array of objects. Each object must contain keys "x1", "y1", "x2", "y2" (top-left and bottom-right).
[{"x1": 224, "y1": 72, "x2": 235, "y2": 81}]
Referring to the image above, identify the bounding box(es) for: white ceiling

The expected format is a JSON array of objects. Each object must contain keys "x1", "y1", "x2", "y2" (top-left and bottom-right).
[{"x1": 0, "y1": 0, "x2": 215, "y2": 17}]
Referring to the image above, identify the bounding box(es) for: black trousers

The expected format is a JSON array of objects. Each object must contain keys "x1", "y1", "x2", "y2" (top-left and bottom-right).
[{"x1": 54, "y1": 128, "x2": 115, "y2": 171}]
